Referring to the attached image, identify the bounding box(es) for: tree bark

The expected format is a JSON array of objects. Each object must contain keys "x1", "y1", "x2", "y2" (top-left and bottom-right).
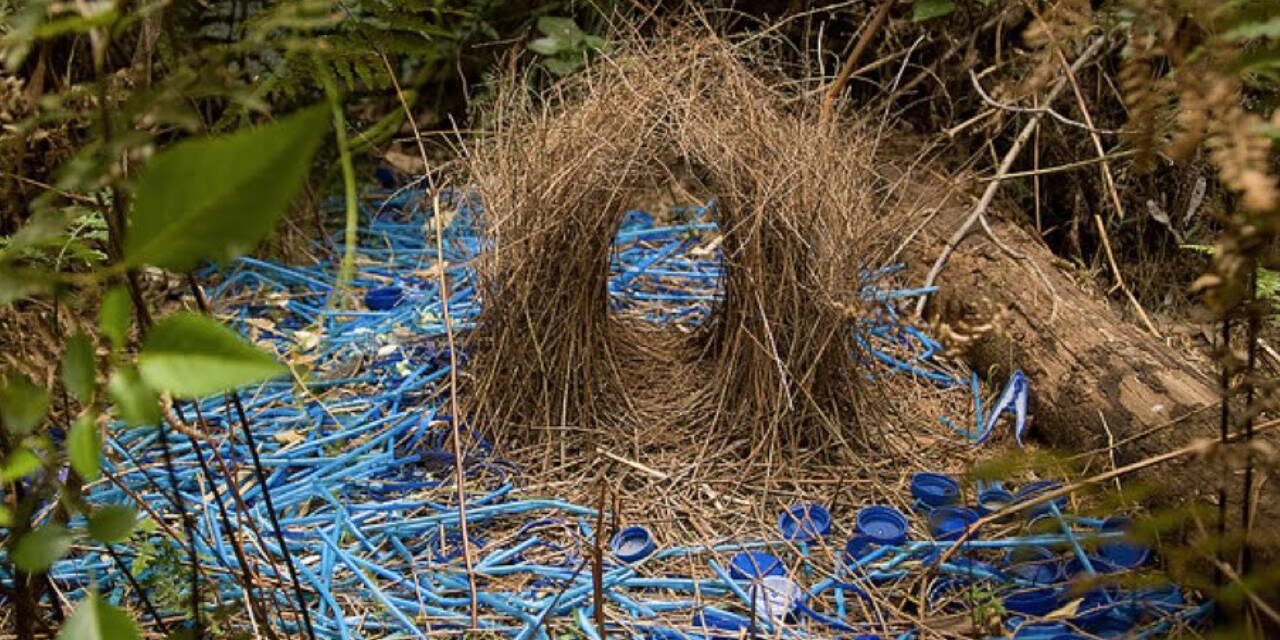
[{"x1": 907, "y1": 204, "x2": 1277, "y2": 561}]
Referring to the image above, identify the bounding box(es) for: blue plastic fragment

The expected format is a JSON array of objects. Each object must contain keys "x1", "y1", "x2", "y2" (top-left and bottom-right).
[{"x1": 974, "y1": 369, "x2": 1029, "y2": 445}]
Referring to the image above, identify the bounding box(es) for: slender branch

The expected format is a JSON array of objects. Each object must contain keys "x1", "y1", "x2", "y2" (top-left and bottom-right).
[
  {"x1": 914, "y1": 36, "x2": 1107, "y2": 319},
  {"x1": 380, "y1": 52, "x2": 480, "y2": 627},
  {"x1": 819, "y1": 0, "x2": 895, "y2": 128}
]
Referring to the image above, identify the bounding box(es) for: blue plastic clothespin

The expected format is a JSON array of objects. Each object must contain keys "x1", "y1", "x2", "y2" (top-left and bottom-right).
[{"x1": 974, "y1": 369, "x2": 1029, "y2": 446}]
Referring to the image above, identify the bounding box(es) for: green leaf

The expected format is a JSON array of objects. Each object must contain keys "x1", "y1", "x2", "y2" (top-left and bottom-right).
[
  {"x1": 1226, "y1": 17, "x2": 1280, "y2": 40},
  {"x1": 0, "y1": 372, "x2": 49, "y2": 435},
  {"x1": 62, "y1": 332, "x2": 96, "y2": 403},
  {"x1": 913, "y1": 0, "x2": 956, "y2": 21},
  {"x1": 0, "y1": 504, "x2": 11, "y2": 527},
  {"x1": 544, "y1": 57, "x2": 582, "y2": 77},
  {"x1": 536, "y1": 16, "x2": 584, "y2": 46},
  {"x1": 1, "y1": 447, "x2": 42, "y2": 481},
  {"x1": 57, "y1": 592, "x2": 141, "y2": 640},
  {"x1": 528, "y1": 37, "x2": 562, "y2": 56},
  {"x1": 138, "y1": 312, "x2": 285, "y2": 398},
  {"x1": 0, "y1": 210, "x2": 72, "y2": 262},
  {"x1": 13, "y1": 524, "x2": 71, "y2": 573},
  {"x1": 107, "y1": 368, "x2": 160, "y2": 427},
  {"x1": 98, "y1": 286, "x2": 131, "y2": 350},
  {"x1": 68, "y1": 412, "x2": 102, "y2": 480},
  {"x1": 123, "y1": 105, "x2": 329, "y2": 271},
  {"x1": 88, "y1": 505, "x2": 138, "y2": 544},
  {"x1": 0, "y1": 266, "x2": 50, "y2": 305}
]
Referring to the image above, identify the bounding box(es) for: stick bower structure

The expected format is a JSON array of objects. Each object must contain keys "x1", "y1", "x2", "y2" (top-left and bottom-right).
[{"x1": 463, "y1": 37, "x2": 905, "y2": 451}]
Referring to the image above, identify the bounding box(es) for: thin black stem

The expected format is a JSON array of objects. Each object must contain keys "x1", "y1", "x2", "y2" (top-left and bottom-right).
[
  {"x1": 1216, "y1": 315, "x2": 1231, "y2": 591},
  {"x1": 175, "y1": 402, "x2": 279, "y2": 640},
  {"x1": 1241, "y1": 268, "x2": 1258, "y2": 579},
  {"x1": 185, "y1": 274, "x2": 315, "y2": 640},
  {"x1": 105, "y1": 544, "x2": 167, "y2": 631}
]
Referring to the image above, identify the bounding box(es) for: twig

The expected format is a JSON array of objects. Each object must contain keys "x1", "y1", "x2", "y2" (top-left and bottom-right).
[
  {"x1": 914, "y1": 36, "x2": 1107, "y2": 319},
  {"x1": 379, "y1": 49, "x2": 481, "y2": 626},
  {"x1": 596, "y1": 447, "x2": 669, "y2": 480},
  {"x1": 1092, "y1": 213, "x2": 1161, "y2": 336},
  {"x1": 968, "y1": 69, "x2": 1124, "y2": 134},
  {"x1": 819, "y1": 0, "x2": 895, "y2": 128}
]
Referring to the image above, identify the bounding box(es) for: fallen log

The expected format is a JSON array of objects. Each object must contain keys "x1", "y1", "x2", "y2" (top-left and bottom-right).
[{"x1": 906, "y1": 198, "x2": 1278, "y2": 569}]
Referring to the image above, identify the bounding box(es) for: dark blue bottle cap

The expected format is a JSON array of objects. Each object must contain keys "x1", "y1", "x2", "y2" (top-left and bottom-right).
[
  {"x1": 1097, "y1": 516, "x2": 1149, "y2": 569},
  {"x1": 843, "y1": 535, "x2": 873, "y2": 563},
  {"x1": 1010, "y1": 621, "x2": 1072, "y2": 639},
  {"x1": 1003, "y1": 546, "x2": 1063, "y2": 585},
  {"x1": 778, "y1": 503, "x2": 831, "y2": 541},
  {"x1": 1073, "y1": 588, "x2": 1139, "y2": 634},
  {"x1": 609, "y1": 525, "x2": 655, "y2": 563},
  {"x1": 1003, "y1": 586, "x2": 1063, "y2": 616},
  {"x1": 911, "y1": 472, "x2": 961, "y2": 507},
  {"x1": 976, "y1": 488, "x2": 1016, "y2": 515},
  {"x1": 728, "y1": 551, "x2": 785, "y2": 580},
  {"x1": 364, "y1": 285, "x2": 405, "y2": 311},
  {"x1": 856, "y1": 505, "x2": 909, "y2": 546},
  {"x1": 928, "y1": 506, "x2": 979, "y2": 541},
  {"x1": 1014, "y1": 480, "x2": 1068, "y2": 519}
]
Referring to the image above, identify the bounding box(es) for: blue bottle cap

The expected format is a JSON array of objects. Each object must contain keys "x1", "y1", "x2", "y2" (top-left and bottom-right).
[
  {"x1": 843, "y1": 535, "x2": 874, "y2": 563},
  {"x1": 1097, "y1": 516, "x2": 1150, "y2": 569},
  {"x1": 911, "y1": 472, "x2": 961, "y2": 507},
  {"x1": 609, "y1": 525, "x2": 655, "y2": 563},
  {"x1": 976, "y1": 487, "x2": 1016, "y2": 515},
  {"x1": 928, "y1": 506, "x2": 979, "y2": 541},
  {"x1": 778, "y1": 503, "x2": 831, "y2": 541},
  {"x1": 1010, "y1": 621, "x2": 1072, "y2": 639},
  {"x1": 1063, "y1": 554, "x2": 1121, "y2": 576},
  {"x1": 728, "y1": 551, "x2": 785, "y2": 580},
  {"x1": 1014, "y1": 480, "x2": 1068, "y2": 518},
  {"x1": 1003, "y1": 586, "x2": 1063, "y2": 616},
  {"x1": 364, "y1": 285, "x2": 405, "y2": 311},
  {"x1": 1073, "y1": 588, "x2": 1138, "y2": 634},
  {"x1": 856, "y1": 505, "x2": 909, "y2": 546},
  {"x1": 1003, "y1": 546, "x2": 1063, "y2": 585}
]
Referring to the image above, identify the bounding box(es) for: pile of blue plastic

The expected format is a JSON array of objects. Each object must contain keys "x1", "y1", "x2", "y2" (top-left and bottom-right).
[{"x1": 42, "y1": 183, "x2": 1210, "y2": 638}]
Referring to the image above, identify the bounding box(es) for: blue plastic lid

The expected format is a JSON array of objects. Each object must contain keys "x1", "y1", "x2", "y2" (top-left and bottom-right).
[
  {"x1": 364, "y1": 285, "x2": 405, "y2": 311},
  {"x1": 928, "y1": 506, "x2": 978, "y2": 541},
  {"x1": 977, "y1": 488, "x2": 1016, "y2": 515},
  {"x1": 1010, "y1": 621, "x2": 1072, "y2": 639},
  {"x1": 1097, "y1": 516, "x2": 1150, "y2": 569},
  {"x1": 1073, "y1": 588, "x2": 1138, "y2": 634},
  {"x1": 856, "y1": 505, "x2": 909, "y2": 546},
  {"x1": 728, "y1": 551, "x2": 785, "y2": 580},
  {"x1": 911, "y1": 472, "x2": 961, "y2": 507},
  {"x1": 843, "y1": 535, "x2": 873, "y2": 563},
  {"x1": 1064, "y1": 554, "x2": 1121, "y2": 576},
  {"x1": 1003, "y1": 586, "x2": 1063, "y2": 616},
  {"x1": 610, "y1": 525, "x2": 655, "y2": 563},
  {"x1": 1004, "y1": 546, "x2": 1063, "y2": 585},
  {"x1": 778, "y1": 503, "x2": 831, "y2": 541},
  {"x1": 1015, "y1": 480, "x2": 1068, "y2": 518}
]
